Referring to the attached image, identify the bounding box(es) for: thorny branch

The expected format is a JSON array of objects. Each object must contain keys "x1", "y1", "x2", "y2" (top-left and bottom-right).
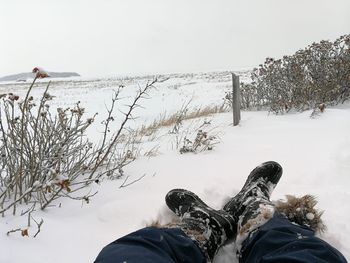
[
  {"x1": 0, "y1": 77, "x2": 158, "y2": 218},
  {"x1": 89, "y1": 78, "x2": 157, "y2": 179}
]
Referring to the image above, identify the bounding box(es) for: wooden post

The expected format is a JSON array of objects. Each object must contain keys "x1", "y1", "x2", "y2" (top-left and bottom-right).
[{"x1": 232, "y1": 73, "x2": 241, "y2": 126}]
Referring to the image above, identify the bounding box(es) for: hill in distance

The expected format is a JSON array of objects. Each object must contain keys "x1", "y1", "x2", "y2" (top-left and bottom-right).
[{"x1": 0, "y1": 71, "x2": 80, "y2": 82}]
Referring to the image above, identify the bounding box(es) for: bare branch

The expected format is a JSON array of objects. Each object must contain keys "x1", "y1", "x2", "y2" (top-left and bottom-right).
[
  {"x1": 6, "y1": 228, "x2": 21, "y2": 236},
  {"x1": 119, "y1": 173, "x2": 146, "y2": 188},
  {"x1": 31, "y1": 216, "x2": 44, "y2": 238}
]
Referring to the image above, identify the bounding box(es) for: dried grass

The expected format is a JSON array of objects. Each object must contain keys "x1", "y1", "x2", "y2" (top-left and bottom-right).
[{"x1": 138, "y1": 104, "x2": 228, "y2": 137}]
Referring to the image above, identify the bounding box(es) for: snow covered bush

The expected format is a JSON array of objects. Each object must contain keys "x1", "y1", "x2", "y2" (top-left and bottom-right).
[
  {"x1": 226, "y1": 34, "x2": 350, "y2": 114},
  {"x1": 0, "y1": 75, "x2": 156, "y2": 216},
  {"x1": 224, "y1": 82, "x2": 260, "y2": 110},
  {"x1": 253, "y1": 34, "x2": 350, "y2": 113},
  {"x1": 179, "y1": 129, "x2": 218, "y2": 154},
  {"x1": 177, "y1": 119, "x2": 221, "y2": 154}
]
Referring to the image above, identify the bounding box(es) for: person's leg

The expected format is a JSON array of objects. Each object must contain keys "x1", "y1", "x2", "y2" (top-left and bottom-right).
[
  {"x1": 95, "y1": 189, "x2": 237, "y2": 263},
  {"x1": 240, "y1": 213, "x2": 347, "y2": 263},
  {"x1": 94, "y1": 227, "x2": 206, "y2": 263},
  {"x1": 222, "y1": 161, "x2": 347, "y2": 262},
  {"x1": 162, "y1": 161, "x2": 282, "y2": 261},
  {"x1": 223, "y1": 161, "x2": 283, "y2": 250},
  {"x1": 165, "y1": 189, "x2": 237, "y2": 261}
]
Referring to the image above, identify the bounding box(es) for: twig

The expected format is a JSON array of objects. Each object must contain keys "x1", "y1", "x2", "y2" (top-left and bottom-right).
[
  {"x1": 31, "y1": 216, "x2": 44, "y2": 238},
  {"x1": 94, "y1": 87, "x2": 122, "y2": 168},
  {"x1": 0, "y1": 187, "x2": 34, "y2": 214},
  {"x1": 21, "y1": 202, "x2": 36, "y2": 216},
  {"x1": 7, "y1": 228, "x2": 21, "y2": 236},
  {"x1": 119, "y1": 173, "x2": 146, "y2": 188},
  {"x1": 18, "y1": 76, "x2": 38, "y2": 199}
]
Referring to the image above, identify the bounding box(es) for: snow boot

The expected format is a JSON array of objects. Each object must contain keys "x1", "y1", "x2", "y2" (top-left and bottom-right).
[
  {"x1": 223, "y1": 161, "x2": 283, "y2": 248},
  {"x1": 165, "y1": 189, "x2": 237, "y2": 262}
]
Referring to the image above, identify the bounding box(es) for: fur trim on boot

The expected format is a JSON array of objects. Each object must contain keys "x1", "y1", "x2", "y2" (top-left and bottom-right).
[{"x1": 275, "y1": 195, "x2": 326, "y2": 233}]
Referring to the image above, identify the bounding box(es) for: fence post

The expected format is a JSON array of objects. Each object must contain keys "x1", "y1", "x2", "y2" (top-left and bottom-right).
[{"x1": 232, "y1": 73, "x2": 241, "y2": 126}]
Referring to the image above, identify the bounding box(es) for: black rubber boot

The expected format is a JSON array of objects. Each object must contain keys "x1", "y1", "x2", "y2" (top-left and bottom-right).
[
  {"x1": 165, "y1": 189, "x2": 237, "y2": 262},
  {"x1": 223, "y1": 161, "x2": 283, "y2": 249}
]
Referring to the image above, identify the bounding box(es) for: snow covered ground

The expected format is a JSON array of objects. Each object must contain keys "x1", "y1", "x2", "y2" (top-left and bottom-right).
[{"x1": 1, "y1": 72, "x2": 349, "y2": 262}]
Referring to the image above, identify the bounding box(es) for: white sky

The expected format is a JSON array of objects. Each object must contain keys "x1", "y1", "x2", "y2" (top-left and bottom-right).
[{"x1": 0, "y1": 0, "x2": 349, "y2": 77}]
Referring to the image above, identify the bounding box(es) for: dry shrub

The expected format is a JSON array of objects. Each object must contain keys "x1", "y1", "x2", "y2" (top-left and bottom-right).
[
  {"x1": 0, "y1": 77, "x2": 156, "y2": 216},
  {"x1": 225, "y1": 34, "x2": 350, "y2": 114},
  {"x1": 179, "y1": 129, "x2": 219, "y2": 154}
]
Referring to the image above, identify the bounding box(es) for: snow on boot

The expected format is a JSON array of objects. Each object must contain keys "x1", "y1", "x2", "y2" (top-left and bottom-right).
[
  {"x1": 222, "y1": 161, "x2": 283, "y2": 250},
  {"x1": 165, "y1": 189, "x2": 237, "y2": 262},
  {"x1": 275, "y1": 194, "x2": 326, "y2": 233}
]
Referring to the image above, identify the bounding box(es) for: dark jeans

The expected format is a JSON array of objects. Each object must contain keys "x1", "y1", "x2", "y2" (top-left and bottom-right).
[
  {"x1": 94, "y1": 227, "x2": 206, "y2": 263},
  {"x1": 240, "y1": 214, "x2": 347, "y2": 263},
  {"x1": 95, "y1": 214, "x2": 347, "y2": 263}
]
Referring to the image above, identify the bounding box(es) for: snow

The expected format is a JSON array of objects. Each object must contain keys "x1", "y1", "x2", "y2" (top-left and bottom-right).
[
  {"x1": 306, "y1": 212, "x2": 315, "y2": 221},
  {"x1": 1, "y1": 72, "x2": 349, "y2": 262}
]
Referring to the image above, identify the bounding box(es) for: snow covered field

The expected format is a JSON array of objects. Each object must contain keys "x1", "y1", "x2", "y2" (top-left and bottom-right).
[{"x1": 1, "y1": 72, "x2": 349, "y2": 262}]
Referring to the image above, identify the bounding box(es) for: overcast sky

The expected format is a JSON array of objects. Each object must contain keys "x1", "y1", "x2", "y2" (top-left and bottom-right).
[{"x1": 0, "y1": 0, "x2": 349, "y2": 77}]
